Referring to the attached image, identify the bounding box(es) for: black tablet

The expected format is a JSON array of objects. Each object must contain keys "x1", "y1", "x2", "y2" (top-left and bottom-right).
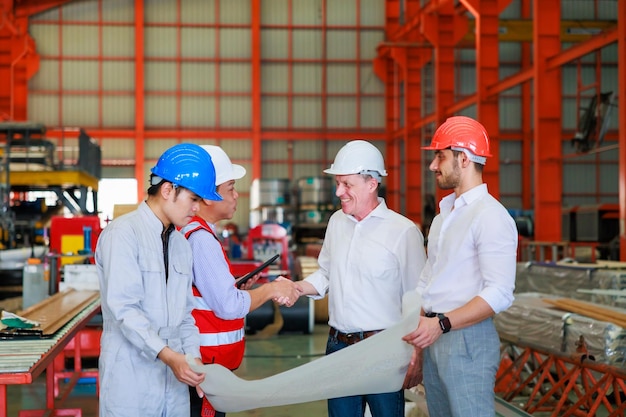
[{"x1": 235, "y1": 254, "x2": 280, "y2": 288}]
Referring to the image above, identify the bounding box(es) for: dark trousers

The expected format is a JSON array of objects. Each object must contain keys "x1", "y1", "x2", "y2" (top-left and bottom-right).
[
  {"x1": 190, "y1": 385, "x2": 226, "y2": 417},
  {"x1": 325, "y1": 334, "x2": 404, "y2": 417}
]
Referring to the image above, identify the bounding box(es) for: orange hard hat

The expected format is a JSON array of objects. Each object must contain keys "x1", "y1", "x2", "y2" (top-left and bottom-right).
[{"x1": 423, "y1": 116, "x2": 492, "y2": 162}]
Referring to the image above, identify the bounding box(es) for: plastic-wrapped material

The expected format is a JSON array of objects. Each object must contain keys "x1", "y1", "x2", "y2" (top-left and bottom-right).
[
  {"x1": 496, "y1": 292, "x2": 626, "y2": 367},
  {"x1": 515, "y1": 262, "x2": 625, "y2": 305},
  {"x1": 564, "y1": 312, "x2": 626, "y2": 367},
  {"x1": 495, "y1": 293, "x2": 567, "y2": 352}
]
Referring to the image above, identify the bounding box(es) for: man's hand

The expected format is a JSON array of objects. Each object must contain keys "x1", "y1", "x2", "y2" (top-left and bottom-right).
[
  {"x1": 271, "y1": 277, "x2": 301, "y2": 307},
  {"x1": 239, "y1": 272, "x2": 261, "y2": 290},
  {"x1": 402, "y1": 347, "x2": 423, "y2": 389},
  {"x1": 402, "y1": 316, "x2": 442, "y2": 349},
  {"x1": 158, "y1": 347, "x2": 205, "y2": 386}
]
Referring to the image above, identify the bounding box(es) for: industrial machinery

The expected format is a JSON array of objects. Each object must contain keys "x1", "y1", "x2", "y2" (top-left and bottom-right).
[
  {"x1": 571, "y1": 91, "x2": 616, "y2": 153},
  {"x1": 0, "y1": 121, "x2": 101, "y2": 323},
  {"x1": 0, "y1": 122, "x2": 101, "y2": 250},
  {"x1": 237, "y1": 223, "x2": 314, "y2": 335}
]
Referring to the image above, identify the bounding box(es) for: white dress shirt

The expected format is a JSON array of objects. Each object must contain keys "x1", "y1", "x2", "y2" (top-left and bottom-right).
[
  {"x1": 305, "y1": 198, "x2": 426, "y2": 332},
  {"x1": 417, "y1": 184, "x2": 518, "y2": 315}
]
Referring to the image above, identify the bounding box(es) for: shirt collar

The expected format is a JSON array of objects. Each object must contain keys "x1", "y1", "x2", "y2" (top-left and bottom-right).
[
  {"x1": 139, "y1": 201, "x2": 168, "y2": 232},
  {"x1": 440, "y1": 183, "x2": 488, "y2": 213},
  {"x1": 188, "y1": 215, "x2": 217, "y2": 233},
  {"x1": 348, "y1": 197, "x2": 389, "y2": 223}
]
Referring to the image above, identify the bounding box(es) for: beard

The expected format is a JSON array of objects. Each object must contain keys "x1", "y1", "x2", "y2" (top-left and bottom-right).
[{"x1": 436, "y1": 159, "x2": 461, "y2": 190}]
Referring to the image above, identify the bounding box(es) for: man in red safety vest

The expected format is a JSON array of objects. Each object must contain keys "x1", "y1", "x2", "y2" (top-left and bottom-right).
[{"x1": 182, "y1": 145, "x2": 300, "y2": 417}]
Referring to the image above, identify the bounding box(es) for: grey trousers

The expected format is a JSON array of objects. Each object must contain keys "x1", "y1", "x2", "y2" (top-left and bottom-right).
[{"x1": 422, "y1": 318, "x2": 500, "y2": 417}]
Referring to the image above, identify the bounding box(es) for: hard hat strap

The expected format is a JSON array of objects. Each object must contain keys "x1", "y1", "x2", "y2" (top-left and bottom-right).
[
  {"x1": 360, "y1": 170, "x2": 382, "y2": 183},
  {"x1": 150, "y1": 175, "x2": 164, "y2": 185},
  {"x1": 451, "y1": 147, "x2": 486, "y2": 165}
]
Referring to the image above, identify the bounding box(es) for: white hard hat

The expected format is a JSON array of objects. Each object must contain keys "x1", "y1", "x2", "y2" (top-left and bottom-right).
[
  {"x1": 324, "y1": 140, "x2": 388, "y2": 179},
  {"x1": 200, "y1": 145, "x2": 246, "y2": 186}
]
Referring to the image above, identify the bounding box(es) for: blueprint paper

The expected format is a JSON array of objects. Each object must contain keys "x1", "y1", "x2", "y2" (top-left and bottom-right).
[{"x1": 188, "y1": 291, "x2": 422, "y2": 412}]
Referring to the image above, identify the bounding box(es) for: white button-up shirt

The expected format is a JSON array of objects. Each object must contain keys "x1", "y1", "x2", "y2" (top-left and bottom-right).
[
  {"x1": 305, "y1": 198, "x2": 426, "y2": 332},
  {"x1": 418, "y1": 184, "x2": 518, "y2": 314}
]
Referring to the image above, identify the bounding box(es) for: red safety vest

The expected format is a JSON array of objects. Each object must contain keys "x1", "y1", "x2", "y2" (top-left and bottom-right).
[{"x1": 182, "y1": 217, "x2": 245, "y2": 371}]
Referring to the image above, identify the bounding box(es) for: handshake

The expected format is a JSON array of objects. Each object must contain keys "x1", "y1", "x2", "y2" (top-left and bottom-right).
[
  {"x1": 270, "y1": 277, "x2": 305, "y2": 307},
  {"x1": 237, "y1": 271, "x2": 307, "y2": 308}
]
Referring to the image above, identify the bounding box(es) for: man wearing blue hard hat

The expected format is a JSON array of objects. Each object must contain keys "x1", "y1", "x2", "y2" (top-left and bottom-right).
[{"x1": 96, "y1": 143, "x2": 222, "y2": 417}]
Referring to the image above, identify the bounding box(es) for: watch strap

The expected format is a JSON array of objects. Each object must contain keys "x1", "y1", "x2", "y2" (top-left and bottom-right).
[{"x1": 437, "y1": 313, "x2": 451, "y2": 333}]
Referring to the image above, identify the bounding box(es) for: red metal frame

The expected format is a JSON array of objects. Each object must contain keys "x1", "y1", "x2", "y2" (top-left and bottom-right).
[
  {"x1": 0, "y1": 0, "x2": 623, "y2": 253},
  {"x1": 377, "y1": 0, "x2": 621, "y2": 250},
  {"x1": 496, "y1": 338, "x2": 626, "y2": 417}
]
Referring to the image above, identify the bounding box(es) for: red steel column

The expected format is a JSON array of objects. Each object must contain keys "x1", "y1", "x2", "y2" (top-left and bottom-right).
[
  {"x1": 521, "y1": 0, "x2": 532, "y2": 210},
  {"x1": 251, "y1": 0, "x2": 262, "y2": 179},
  {"x1": 0, "y1": 4, "x2": 38, "y2": 121},
  {"x1": 619, "y1": 0, "x2": 626, "y2": 260},
  {"x1": 422, "y1": 3, "x2": 468, "y2": 204},
  {"x1": 403, "y1": 0, "x2": 430, "y2": 224},
  {"x1": 533, "y1": 0, "x2": 562, "y2": 243},
  {"x1": 385, "y1": 51, "x2": 401, "y2": 211},
  {"x1": 462, "y1": 0, "x2": 511, "y2": 198},
  {"x1": 380, "y1": 0, "x2": 401, "y2": 211},
  {"x1": 404, "y1": 47, "x2": 431, "y2": 224},
  {"x1": 134, "y1": 0, "x2": 145, "y2": 200}
]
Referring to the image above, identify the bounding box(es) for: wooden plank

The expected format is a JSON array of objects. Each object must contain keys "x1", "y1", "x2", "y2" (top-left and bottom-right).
[
  {"x1": 543, "y1": 298, "x2": 626, "y2": 328},
  {"x1": 16, "y1": 289, "x2": 99, "y2": 336}
]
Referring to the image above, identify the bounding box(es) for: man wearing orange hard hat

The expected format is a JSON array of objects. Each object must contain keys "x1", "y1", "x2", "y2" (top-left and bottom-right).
[{"x1": 403, "y1": 116, "x2": 518, "y2": 417}]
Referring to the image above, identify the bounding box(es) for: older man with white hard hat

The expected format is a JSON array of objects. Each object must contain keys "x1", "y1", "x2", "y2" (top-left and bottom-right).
[
  {"x1": 182, "y1": 145, "x2": 300, "y2": 417},
  {"x1": 295, "y1": 140, "x2": 427, "y2": 417}
]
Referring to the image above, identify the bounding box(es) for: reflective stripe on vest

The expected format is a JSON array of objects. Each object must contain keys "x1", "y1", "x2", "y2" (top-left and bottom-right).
[{"x1": 199, "y1": 328, "x2": 245, "y2": 347}]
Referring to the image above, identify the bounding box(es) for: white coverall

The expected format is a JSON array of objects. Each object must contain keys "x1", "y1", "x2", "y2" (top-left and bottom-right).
[{"x1": 96, "y1": 202, "x2": 201, "y2": 417}]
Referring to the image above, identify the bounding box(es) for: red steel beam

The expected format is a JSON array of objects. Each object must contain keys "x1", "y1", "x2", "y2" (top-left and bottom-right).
[
  {"x1": 45, "y1": 128, "x2": 387, "y2": 141},
  {"x1": 14, "y1": 0, "x2": 74, "y2": 18},
  {"x1": 533, "y1": 0, "x2": 562, "y2": 243}
]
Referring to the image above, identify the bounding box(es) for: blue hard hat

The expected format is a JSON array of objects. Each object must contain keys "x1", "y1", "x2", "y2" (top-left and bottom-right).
[{"x1": 150, "y1": 143, "x2": 222, "y2": 201}]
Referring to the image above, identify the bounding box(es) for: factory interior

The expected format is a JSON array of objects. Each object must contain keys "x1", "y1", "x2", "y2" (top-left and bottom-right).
[{"x1": 1, "y1": 0, "x2": 626, "y2": 416}]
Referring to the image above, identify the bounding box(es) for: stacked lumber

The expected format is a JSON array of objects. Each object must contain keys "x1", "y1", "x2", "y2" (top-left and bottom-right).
[{"x1": 543, "y1": 298, "x2": 626, "y2": 328}]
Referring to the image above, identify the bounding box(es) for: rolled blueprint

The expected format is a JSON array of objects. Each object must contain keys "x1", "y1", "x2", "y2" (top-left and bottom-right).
[{"x1": 188, "y1": 290, "x2": 422, "y2": 412}]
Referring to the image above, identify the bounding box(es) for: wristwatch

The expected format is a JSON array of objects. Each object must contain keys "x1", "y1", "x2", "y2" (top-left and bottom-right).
[{"x1": 437, "y1": 313, "x2": 451, "y2": 333}]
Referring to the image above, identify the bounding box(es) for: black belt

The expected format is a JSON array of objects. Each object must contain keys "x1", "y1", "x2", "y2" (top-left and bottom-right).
[{"x1": 329, "y1": 326, "x2": 382, "y2": 345}]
